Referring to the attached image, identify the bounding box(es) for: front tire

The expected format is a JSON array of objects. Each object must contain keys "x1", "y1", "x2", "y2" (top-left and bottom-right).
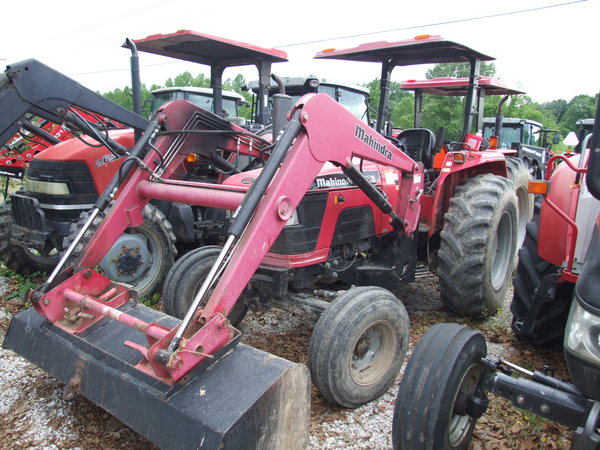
[
  {"x1": 510, "y1": 216, "x2": 573, "y2": 348},
  {"x1": 393, "y1": 323, "x2": 488, "y2": 450},
  {"x1": 438, "y1": 174, "x2": 518, "y2": 316},
  {"x1": 0, "y1": 200, "x2": 58, "y2": 275},
  {"x1": 64, "y1": 203, "x2": 176, "y2": 298},
  {"x1": 308, "y1": 286, "x2": 409, "y2": 408},
  {"x1": 161, "y1": 246, "x2": 248, "y2": 326}
]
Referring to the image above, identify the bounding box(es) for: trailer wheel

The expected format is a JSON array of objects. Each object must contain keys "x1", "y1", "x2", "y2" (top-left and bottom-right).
[
  {"x1": 393, "y1": 323, "x2": 487, "y2": 450},
  {"x1": 506, "y1": 157, "x2": 534, "y2": 248},
  {"x1": 0, "y1": 200, "x2": 58, "y2": 275},
  {"x1": 161, "y1": 246, "x2": 248, "y2": 326},
  {"x1": 438, "y1": 174, "x2": 518, "y2": 316},
  {"x1": 64, "y1": 203, "x2": 176, "y2": 298},
  {"x1": 510, "y1": 216, "x2": 573, "y2": 348},
  {"x1": 308, "y1": 286, "x2": 409, "y2": 408}
]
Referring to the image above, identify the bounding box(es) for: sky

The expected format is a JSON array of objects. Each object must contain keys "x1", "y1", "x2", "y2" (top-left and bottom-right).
[{"x1": 1, "y1": 0, "x2": 598, "y2": 104}]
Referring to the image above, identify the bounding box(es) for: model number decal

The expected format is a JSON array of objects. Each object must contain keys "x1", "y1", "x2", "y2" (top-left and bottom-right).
[{"x1": 94, "y1": 153, "x2": 118, "y2": 168}]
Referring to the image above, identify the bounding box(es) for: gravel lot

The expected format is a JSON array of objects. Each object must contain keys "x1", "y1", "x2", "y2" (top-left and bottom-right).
[{"x1": 0, "y1": 273, "x2": 573, "y2": 449}]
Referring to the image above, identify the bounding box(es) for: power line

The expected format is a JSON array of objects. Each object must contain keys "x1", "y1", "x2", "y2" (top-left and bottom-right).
[
  {"x1": 49, "y1": 0, "x2": 177, "y2": 41},
  {"x1": 276, "y1": 0, "x2": 589, "y2": 48},
  {"x1": 69, "y1": 0, "x2": 588, "y2": 78}
]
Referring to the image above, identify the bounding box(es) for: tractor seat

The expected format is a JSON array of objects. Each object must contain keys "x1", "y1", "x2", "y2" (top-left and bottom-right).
[{"x1": 396, "y1": 128, "x2": 436, "y2": 169}]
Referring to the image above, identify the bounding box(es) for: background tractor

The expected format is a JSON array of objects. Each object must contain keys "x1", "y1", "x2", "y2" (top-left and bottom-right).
[
  {"x1": 392, "y1": 92, "x2": 600, "y2": 450},
  {"x1": 399, "y1": 75, "x2": 534, "y2": 247}
]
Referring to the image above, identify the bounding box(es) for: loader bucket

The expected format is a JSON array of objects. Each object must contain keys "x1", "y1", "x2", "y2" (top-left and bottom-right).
[{"x1": 3, "y1": 303, "x2": 310, "y2": 449}]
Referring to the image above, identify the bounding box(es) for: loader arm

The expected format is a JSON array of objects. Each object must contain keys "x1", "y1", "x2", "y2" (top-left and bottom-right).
[
  {"x1": 27, "y1": 93, "x2": 422, "y2": 385},
  {"x1": 0, "y1": 59, "x2": 149, "y2": 146}
]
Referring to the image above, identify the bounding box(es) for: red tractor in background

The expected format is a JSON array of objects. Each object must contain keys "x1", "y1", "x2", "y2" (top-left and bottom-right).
[
  {"x1": 1, "y1": 33, "x2": 524, "y2": 448},
  {"x1": 0, "y1": 32, "x2": 288, "y2": 296},
  {"x1": 393, "y1": 93, "x2": 600, "y2": 450},
  {"x1": 399, "y1": 75, "x2": 534, "y2": 247}
]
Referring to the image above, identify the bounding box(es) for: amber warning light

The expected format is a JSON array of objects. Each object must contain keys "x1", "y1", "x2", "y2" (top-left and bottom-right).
[{"x1": 528, "y1": 180, "x2": 550, "y2": 195}]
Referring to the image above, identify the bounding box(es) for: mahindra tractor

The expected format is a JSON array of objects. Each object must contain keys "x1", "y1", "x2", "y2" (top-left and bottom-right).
[
  {"x1": 0, "y1": 32, "x2": 287, "y2": 297},
  {"x1": 400, "y1": 75, "x2": 534, "y2": 247},
  {"x1": 392, "y1": 93, "x2": 600, "y2": 450},
  {"x1": 1, "y1": 34, "x2": 522, "y2": 447}
]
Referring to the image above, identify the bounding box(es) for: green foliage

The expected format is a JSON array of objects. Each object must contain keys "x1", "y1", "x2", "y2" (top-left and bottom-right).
[
  {"x1": 0, "y1": 266, "x2": 42, "y2": 300},
  {"x1": 425, "y1": 61, "x2": 496, "y2": 79}
]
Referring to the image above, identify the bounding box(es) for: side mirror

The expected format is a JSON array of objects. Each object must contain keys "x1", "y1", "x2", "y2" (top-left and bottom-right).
[{"x1": 553, "y1": 134, "x2": 560, "y2": 145}]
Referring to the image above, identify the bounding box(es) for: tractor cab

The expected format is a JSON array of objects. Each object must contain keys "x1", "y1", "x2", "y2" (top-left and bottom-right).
[
  {"x1": 149, "y1": 86, "x2": 245, "y2": 120},
  {"x1": 245, "y1": 76, "x2": 371, "y2": 123}
]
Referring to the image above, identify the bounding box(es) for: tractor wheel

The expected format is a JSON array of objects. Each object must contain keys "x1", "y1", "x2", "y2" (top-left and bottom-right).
[
  {"x1": 64, "y1": 203, "x2": 176, "y2": 299},
  {"x1": 510, "y1": 216, "x2": 573, "y2": 348},
  {"x1": 0, "y1": 200, "x2": 59, "y2": 275},
  {"x1": 438, "y1": 174, "x2": 518, "y2": 316},
  {"x1": 392, "y1": 323, "x2": 488, "y2": 450},
  {"x1": 161, "y1": 246, "x2": 248, "y2": 326},
  {"x1": 506, "y1": 157, "x2": 534, "y2": 248},
  {"x1": 308, "y1": 286, "x2": 409, "y2": 408}
]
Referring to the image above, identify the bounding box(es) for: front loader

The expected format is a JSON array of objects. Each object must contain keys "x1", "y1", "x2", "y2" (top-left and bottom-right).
[{"x1": 4, "y1": 84, "x2": 422, "y2": 445}]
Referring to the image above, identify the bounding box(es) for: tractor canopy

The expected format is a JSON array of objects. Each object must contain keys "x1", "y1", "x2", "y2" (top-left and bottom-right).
[
  {"x1": 401, "y1": 76, "x2": 524, "y2": 130},
  {"x1": 315, "y1": 35, "x2": 495, "y2": 137},
  {"x1": 129, "y1": 30, "x2": 288, "y2": 125}
]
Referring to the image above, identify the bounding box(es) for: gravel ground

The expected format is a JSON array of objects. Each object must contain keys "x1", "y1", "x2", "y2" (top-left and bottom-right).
[{"x1": 0, "y1": 273, "x2": 573, "y2": 449}]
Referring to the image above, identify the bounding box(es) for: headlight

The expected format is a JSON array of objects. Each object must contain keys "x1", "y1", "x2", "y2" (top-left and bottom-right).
[
  {"x1": 25, "y1": 177, "x2": 70, "y2": 195},
  {"x1": 564, "y1": 300, "x2": 600, "y2": 365}
]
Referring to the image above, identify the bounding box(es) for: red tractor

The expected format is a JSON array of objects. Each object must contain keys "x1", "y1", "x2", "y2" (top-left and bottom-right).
[
  {"x1": 3, "y1": 34, "x2": 520, "y2": 447},
  {"x1": 399, "y1": 75, "x2": 534, "y2": 247},
  {"x1": 392, "y1": 93, "x2": 600, "y2": 450},
  {"x1": 0, "y1": 32, "x2": 287, "y2": 294}
]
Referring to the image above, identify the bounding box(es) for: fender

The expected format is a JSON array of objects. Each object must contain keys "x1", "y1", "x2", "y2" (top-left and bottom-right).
[{"x1": 424, "y1": 150, "x2": 507, "y2": 234}]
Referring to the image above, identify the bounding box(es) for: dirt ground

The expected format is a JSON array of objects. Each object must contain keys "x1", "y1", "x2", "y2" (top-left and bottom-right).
[{"x1": 0, "y1": 271, "x2": 573, "y2": 449}]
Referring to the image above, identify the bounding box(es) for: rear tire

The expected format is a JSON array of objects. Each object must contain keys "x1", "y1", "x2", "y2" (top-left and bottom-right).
[
  {"x1": 506, "y1": 157, "x2": 534, "y2": 248},
  {"x1": 438, "y1": 174, "x2": 518, "y2": 316},
  {"x1": 64, "y1": 204, "x2": 176, "y2": 299},
  {"x1": 0, "y1": 200, "x2": 58, "y2": 275},
  {"x1": 393, "y1": 323, "x2": 487, "y2": 450},
  {"x1": 510, "y1": 216, "x2": 573, "y2": 348},
  {"x1": 308, "y1": 286, "x2": 409, "y2": 408},
  {"x1": 161, "y1": 246, "x2": 248, "y2": 326}
]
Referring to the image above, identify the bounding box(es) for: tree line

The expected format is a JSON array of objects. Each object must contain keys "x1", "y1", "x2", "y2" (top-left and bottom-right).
[{"x1": 101, "y1": 62, "x2": 597, "y2": 147}]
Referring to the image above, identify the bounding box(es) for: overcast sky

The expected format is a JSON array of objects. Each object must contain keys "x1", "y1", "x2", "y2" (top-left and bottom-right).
[{"x1": 2, "y1": 0, "x2": 598, "y2": 103}]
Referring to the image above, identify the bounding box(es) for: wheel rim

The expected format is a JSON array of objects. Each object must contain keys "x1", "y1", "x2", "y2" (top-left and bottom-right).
[
  {"x1": 491, "y1": 210, "x2": 513, "y2": 291},
  {"x1": 448, "y1": 363, "x2": 480, "y2": 447},
  {"x1": 100, "y1": 229, "x2": 162, "y2": 293},
  {"x1": 349, "y1": 320, "x2": 397, "y2": 386}
]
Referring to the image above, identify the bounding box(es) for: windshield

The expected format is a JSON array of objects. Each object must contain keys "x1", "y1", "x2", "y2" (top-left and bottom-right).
[
  {"x1": 275, "y1": 85, "x2": 369, "y2": 122},
  {"x1": 149, "y1": 92, "x2": 239, "y2": 118},
  {"x1": 483, "y1": 124, "x2": 522, "y2": 149}
]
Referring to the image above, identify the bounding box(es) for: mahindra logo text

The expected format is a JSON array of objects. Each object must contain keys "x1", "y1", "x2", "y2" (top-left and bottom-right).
[{"x1": 355, "y1": 125, "x2": 392, "y2": 160}]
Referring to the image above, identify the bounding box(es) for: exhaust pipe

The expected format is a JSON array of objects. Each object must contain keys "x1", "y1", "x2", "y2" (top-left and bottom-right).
[{"x1": 125, "y1": 38, "x2": 142, "y2": 142}]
